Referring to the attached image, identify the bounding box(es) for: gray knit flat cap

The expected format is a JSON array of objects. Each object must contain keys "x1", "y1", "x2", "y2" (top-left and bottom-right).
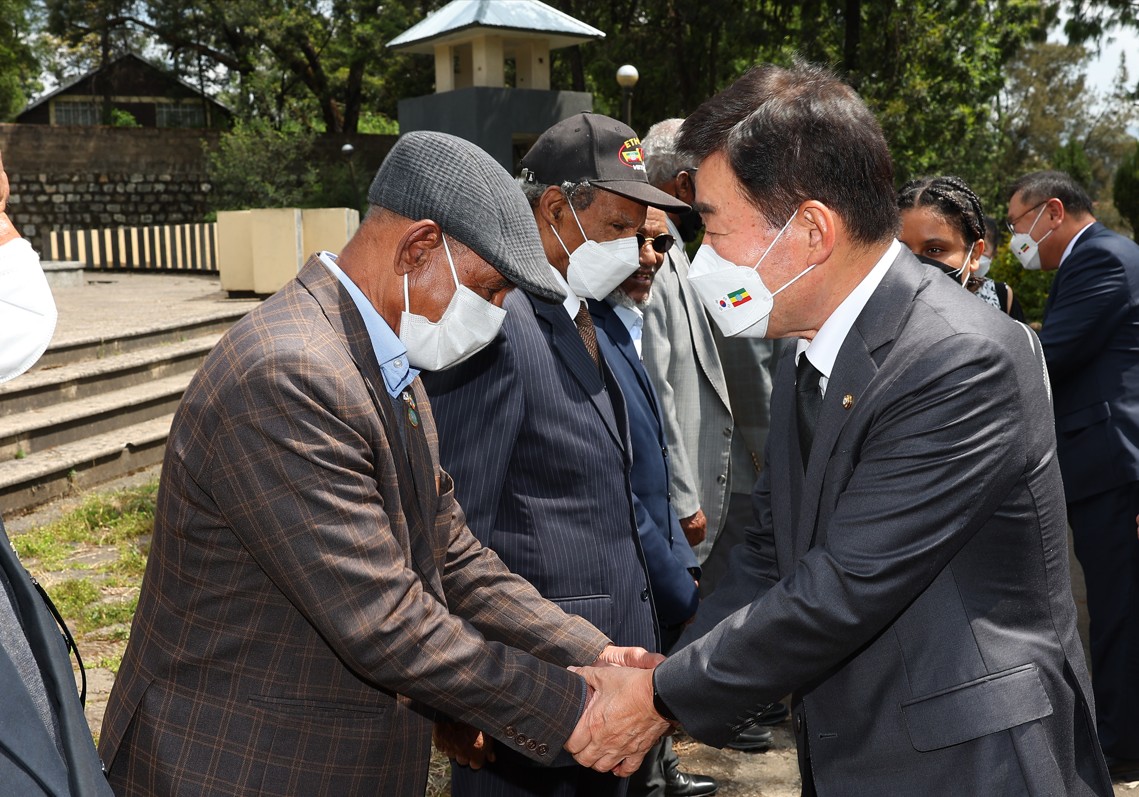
[{"x1": 369, "y1": 131, "x2": 564, "y2": 302}]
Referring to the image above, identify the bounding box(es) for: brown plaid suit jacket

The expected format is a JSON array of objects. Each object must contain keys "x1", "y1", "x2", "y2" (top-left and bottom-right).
[{"x1": 98, "y1": 258, "x2": 609, "y2": 796}]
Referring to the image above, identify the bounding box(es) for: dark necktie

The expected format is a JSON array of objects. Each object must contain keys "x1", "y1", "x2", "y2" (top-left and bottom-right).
[
  {"x1": 574, "y1": 301, "x2": 601, "y2": 368},
  {"x1": 796, "y1": 354, "x2": 823, "y2": 470}
]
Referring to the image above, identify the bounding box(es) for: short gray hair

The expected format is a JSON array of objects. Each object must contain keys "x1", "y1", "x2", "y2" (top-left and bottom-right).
[
  {"x1": 517, "y1": 178, "x2": 597, "y2": 212},
  {"x1": 643, "y1": 118, "x2": 695, "y2": 187}
]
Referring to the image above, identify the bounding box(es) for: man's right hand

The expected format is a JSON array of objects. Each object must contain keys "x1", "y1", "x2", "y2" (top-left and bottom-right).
[{"x1": 680, "y1": 509, "x2": 707, "y2": 547}]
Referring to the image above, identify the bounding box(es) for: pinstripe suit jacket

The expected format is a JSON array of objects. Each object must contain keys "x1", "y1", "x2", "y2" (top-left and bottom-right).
[
  {"x1": 98, "y1": 259, "x2": 610, "y2": 797},
  {"x1": 422, "y1": 289, "x2": 656, "y2": 655},
  {"x1": 641, "y1": 234, "x2": 733, "y2": 560}
]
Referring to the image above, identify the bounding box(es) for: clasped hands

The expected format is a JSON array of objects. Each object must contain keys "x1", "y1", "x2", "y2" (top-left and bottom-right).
[
  {"x1": 565, "y1": 644, "x2": 674, "y2": 776},
  {"x1": 432, "y1": 645, "x2": 672, "y2": 776}
]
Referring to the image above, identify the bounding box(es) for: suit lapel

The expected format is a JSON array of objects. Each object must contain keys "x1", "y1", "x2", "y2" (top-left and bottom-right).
[
  {"x1": 665, "y1": 246, "x2": 734, "y2": 412},
  {"x1": 296, "y1": 259, "x2": 446, "y2": 605},
  {"x1": 793, "y1": 253, "x2": 923, "y2": 562},
  {"x1": 532, "y1": 294, "x2": 624, "y2": 450}
]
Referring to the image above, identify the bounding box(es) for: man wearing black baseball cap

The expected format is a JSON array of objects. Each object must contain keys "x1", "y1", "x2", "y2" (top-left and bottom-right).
[{"x1": 422, "y1": 115, "x2": 696, "y2": 797}]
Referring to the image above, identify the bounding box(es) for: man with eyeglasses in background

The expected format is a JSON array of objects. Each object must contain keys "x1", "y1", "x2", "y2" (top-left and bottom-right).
[{"x1": 1006, "y1": 170, "x2": 1139, "y2": 781}]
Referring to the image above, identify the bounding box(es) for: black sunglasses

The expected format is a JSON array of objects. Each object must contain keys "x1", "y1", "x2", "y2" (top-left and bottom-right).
[{"x1": 636, "y1": 232, "x2": 676, "y2": 253}]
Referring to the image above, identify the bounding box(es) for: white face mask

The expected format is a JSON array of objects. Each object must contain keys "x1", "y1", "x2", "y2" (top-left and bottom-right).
[
  {"x1": 687, "y1": 211, "x2": 816, "y2": 338},
  {"x1": 550, "y1": 197, "x2": 641, "y2": 300},
  {"x1": 945, "y1": 242, "x2": 975, "y2": 285},
  {"x1": 399, "y1": 234, "x2": 507, "y2": 371},
  {"x1": 1010, "y1": 204, "x2": 1053, "y2": 271},
  {"x1": 976, "y1": 254, "x2": 992, "y2": 278},
  {"x1": 0, "y1": 238, "x2": 58, "y2": 384}
]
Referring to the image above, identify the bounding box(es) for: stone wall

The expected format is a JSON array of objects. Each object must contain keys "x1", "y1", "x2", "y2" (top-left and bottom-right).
[{"x1": 0, "y1": 124, "x2": 396, "y2": 254}]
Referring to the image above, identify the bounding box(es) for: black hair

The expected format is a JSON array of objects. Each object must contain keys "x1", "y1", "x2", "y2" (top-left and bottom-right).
[
  {"x1": 677, "y1": 61, "x2": 897, "y2": 245},
  {"x1": 1007, "y1": 171, "x2": 1094, "y2": 216},
  {"x1": 897, "y1": 175, "x2": 987, "y2": 246}
]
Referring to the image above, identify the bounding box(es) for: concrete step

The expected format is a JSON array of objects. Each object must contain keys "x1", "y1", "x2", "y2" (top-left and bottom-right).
[
  {"x1": 36, "y1": 307, "x2": 247, "y2": 370},
  {"x1": 0, "y1": 415, "x2": 171, "y2": 516},
  {"x1": 0, "y1": 334, "x2": 220, "y2": 417},
  {"x1": 0, "y1": 372, "x2": 191, "y2": 460}
]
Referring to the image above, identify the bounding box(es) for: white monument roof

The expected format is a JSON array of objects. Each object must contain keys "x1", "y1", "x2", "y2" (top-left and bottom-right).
[{"x1": 388, "y1": 0, "x2": 605, "y2": 53}]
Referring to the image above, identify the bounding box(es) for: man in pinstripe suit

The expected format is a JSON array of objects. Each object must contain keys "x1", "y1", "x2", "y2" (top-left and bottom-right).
[
  {"x1": 422, "y1": 114, "x2": 688, "y2": 797},
  {"x1": 98, "y1": 132, "x2": 659, "y2": 797}
]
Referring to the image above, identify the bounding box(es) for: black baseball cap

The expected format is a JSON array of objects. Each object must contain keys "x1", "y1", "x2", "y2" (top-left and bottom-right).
[{"x1": 519, "y1": 113, "x2": 690, "y2": 214}]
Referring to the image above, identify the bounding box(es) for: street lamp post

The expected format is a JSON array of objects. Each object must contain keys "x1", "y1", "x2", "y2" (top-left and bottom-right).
[
  {"x1": 341, "y1": 143, "x2": 360, "y2": 210},
  {"x1": 616, "y1": 64, "x2": 639, "y2": 128}
]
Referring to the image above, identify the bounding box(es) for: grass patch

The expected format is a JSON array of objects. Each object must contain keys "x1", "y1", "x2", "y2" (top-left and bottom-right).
[{"x1": 11, "y1": 479, "x2": 158, "y2": 566}]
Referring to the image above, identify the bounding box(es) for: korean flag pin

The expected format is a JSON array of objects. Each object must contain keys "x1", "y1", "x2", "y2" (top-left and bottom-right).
[{"x1": 842, "y1": 393, "x2": 854, "y2": 410}]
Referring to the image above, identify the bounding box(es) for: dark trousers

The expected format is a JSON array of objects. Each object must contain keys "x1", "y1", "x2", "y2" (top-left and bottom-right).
[
  {"x1": 1069, "y1": 480, "x2": 1139, "y2": 760},
  {"x1": 699, "y1": 491, "x2": 752, "y2": 599},
  {"x1": 451, "y1": 744, "x2": 628, "y2": 797}
]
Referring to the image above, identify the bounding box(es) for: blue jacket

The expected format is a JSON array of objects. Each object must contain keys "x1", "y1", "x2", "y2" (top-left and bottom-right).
[
  {"x1": 1040, "y1": 222, "x2": 1139, "y2": 502},
  {"x1": 590, "y1": 299, "x2": 699, "y2": 628}
]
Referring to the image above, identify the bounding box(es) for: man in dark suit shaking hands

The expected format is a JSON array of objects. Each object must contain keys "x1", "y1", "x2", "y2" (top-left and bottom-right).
[
  {"x1": 422, "y1": 113, "x2": 688, "y2": 797},
  {"x1": 564, "y1": 63, "x2": 1113, "y2": 796},
  {"x1": 1007, "y1": 170, "x2": 1139, "y2": 780}
]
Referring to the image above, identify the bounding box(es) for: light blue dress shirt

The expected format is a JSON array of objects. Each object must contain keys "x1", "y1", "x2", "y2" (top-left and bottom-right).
[{"x1": 318, "y1": 251, "x2": 418, "y2": 397}]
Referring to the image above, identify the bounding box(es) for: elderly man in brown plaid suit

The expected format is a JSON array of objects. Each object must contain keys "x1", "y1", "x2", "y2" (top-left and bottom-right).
[{"x1": 98, "y1": 132, "x2": 660, "y2": 797}]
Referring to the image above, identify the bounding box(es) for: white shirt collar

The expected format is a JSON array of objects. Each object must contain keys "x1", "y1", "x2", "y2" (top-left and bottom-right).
[
  {"x1": 796, "y1": 239, "x2": 900, "y2": 395},
  {"x1": 609, "y1": 301, "x2": 645, "y2": 357},
  {"x1": 1060, "y1": 220, "x2": 1096, "y2": 268},
  {"x1": 548, "y1": 265, "x2": 582, "y2": 319}
]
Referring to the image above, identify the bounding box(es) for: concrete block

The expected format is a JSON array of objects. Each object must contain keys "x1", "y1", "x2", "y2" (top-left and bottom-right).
[
  {"x1": 217, "y1": 209, "x2": 254, "y2": 292},
  {"x1": 251, "y1": 208, "x2": 305, "y2": 295},
  {"x1": 302, "y1": 207, "x2": 359, "y2": 259}
]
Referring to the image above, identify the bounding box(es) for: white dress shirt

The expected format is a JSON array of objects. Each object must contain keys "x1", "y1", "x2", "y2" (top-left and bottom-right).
[{"x1": 795, "y1": 239, "x2": 901, "y2": 397}]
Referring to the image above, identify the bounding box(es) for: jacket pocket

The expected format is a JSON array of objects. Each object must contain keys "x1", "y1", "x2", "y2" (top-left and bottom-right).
[
  {"x1": 901, "y1": 663, "x2": 1053, "y2": 752},
  {"x1": 551, "y1": 594, "x2": 613, "y2": 637},
  {"x1": 249, "y1": 694, "x2": 390, "y2": 720},
  {"x1": 1056, "y1": 401, "x2": 1110, "y2": 434}
]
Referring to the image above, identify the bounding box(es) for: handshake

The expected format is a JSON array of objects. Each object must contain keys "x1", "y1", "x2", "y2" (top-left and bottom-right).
[{"x1": 434, "y1": 645, "x2": 674, "y2": 776}]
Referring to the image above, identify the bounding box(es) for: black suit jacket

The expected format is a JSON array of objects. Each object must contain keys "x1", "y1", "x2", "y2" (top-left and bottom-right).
[
  {"x1": 1039, "y1": 221, "x2": 1139, "y2": 502},
  {"x1": 0, "y1": 518, "x2": 113, "y2": 797},
  {"x1": 656, "y1": 249, "x2": 1111, "y2": 795},
  {"x1": 423, "y1": 289, "x2": 656, "y2": 653}
]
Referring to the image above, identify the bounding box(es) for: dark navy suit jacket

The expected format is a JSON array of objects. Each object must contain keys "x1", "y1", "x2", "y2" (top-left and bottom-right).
[
  {"x1": 422, "y1": 289, "x2": 657, "y2": 656},
  {"x1": 1040, "y1": 222, "x2": 1139, "y2": 502},
  {"x1": 590, "y1": 299, "x2": 699, "y2": 628}
]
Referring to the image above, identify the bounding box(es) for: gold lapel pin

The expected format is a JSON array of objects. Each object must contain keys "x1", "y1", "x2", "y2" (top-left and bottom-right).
[{"x1": 842, "y1": 393, "x2": 854, "y2": 410}]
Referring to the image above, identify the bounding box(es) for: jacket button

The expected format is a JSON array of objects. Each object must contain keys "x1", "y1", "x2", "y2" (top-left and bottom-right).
[
  {"x1": 515, "y1": 733, "x2": 527, "y2": 746},
  {"x1": 717, "y1": 474, "x2": 727, "y2": 485},
  {"x1": 641, "y1": 588, "x2": 649, "y2": 601},
  {"x1": 526, "y1": 739, "x2": 537, "y2": 750},
  {"x1": 505, "y1": 725, "x2": 516, "y2": 736},
  {"x1": 795, "y1": 713, "x2": 803, "y2": 733},
  {"x1": 537, "y1": 744, "x2": 549, "y2": 756},
  {"x1": 723, "y1": 427, "x2": 731, "y2": 437}
]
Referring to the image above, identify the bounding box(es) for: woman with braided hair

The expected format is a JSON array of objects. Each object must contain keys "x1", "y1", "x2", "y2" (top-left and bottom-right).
[{"x1": 898, "y1": 175, "x2": 1026, "y2": 321}]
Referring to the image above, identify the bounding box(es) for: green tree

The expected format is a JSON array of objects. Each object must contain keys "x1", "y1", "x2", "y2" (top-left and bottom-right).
[
  {"x1": 205, "y1": 119, "x2": 322, "y2": 209},
  {"x1": 1114, "y1": 140, "x2": 1139, "y2": 238},
  {"x1": 0, "y1": 0, "x2": 40, "y2": 120}
]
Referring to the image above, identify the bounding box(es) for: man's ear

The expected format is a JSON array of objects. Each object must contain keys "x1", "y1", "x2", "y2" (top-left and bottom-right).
[
  {"x1": 1047, "y1": 197, "x2": 1066, "y2": 227},
  {"x1": 799, "y1": 200, "x2": 837, "y2": 263},
  {"x1": 394, "y1": 220, "x2": 443, "y2": 276},
  {"x1": 536, "y1": 185, "x2": 569, "y2": 229},
  {"x1": 675, "y1": 171, "x2": 696, "y2": 206}
]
